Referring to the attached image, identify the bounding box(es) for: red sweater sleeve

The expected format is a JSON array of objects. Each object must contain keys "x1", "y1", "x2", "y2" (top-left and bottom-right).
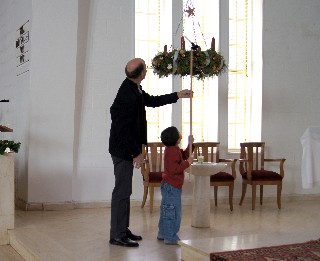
[{"x1": 181, "y1": 144, "x2": 195, "y2": 160}]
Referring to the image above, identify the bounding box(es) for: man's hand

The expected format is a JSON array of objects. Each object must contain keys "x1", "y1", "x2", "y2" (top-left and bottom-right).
[
  {"x1": 177, "y1": 89, "x2": 193, "y2": 98},
  {"x1": 133, "y1": 153, "x2": 144, "y2": 169}
]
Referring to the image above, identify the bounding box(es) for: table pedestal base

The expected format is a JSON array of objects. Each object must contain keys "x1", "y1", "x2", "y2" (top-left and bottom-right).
[{"x1": 191, "y1": 175, "x2": 210, "y2": 228}]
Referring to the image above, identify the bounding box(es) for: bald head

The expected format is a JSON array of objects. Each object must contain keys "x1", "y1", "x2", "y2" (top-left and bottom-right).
[{"x1": 125, "y1": 58, "x2": 146, "y2": 79}]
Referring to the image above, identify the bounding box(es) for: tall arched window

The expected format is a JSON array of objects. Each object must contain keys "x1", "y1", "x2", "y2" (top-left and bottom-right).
[
  {"x1": 228, "y1": 0, "x2": 262, "y2": 150},
  {"x1": 135, "y1": 0, "x2": 173, "y2": 141},
  {"x1": 135, "y1": 0, "x2": 262, "y2": 150}
]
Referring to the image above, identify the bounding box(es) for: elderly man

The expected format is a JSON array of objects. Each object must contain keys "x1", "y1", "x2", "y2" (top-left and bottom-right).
[{"x1": 109, "y1": 58, "x2": 192, "y2": 247}]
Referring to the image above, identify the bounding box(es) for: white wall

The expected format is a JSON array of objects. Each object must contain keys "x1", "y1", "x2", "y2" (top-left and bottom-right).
[
  {"x1": 0, "y1": 0, "x2": 319, "y2": 207},
  {"x1": 73, "y1": 0, "x2": 136, "y2": 202},
  {"x1": 263, "y1": 0, "x2": 320, "y2": 195},
  {"x1": 0, "y1": 0, "x2": 32, "y2": 203},
  {"x1": 27, "y1": 0, "x2": 77, "y2": 202}
]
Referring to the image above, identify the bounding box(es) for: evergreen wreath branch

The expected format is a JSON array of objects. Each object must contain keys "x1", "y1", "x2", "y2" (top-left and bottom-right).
[
  {"x1": 0, "y1": 140, "x2": 21, "y2": 155},
  {"x1": 151, "y1": 48, "x2": 227, "y2": 80}
]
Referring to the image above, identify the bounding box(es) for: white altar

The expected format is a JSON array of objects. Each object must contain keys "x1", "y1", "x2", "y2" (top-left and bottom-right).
[
  {"x1": 300, "y1": 126, "x2": 320, "y2": 189},
  {"x1": 0, "y1": 153, "x2": 15, "y2": 245}
]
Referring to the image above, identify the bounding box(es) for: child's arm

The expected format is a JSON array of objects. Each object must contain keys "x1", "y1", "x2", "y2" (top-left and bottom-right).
[{"x1": 181, "y1": 135, "x2": 195, "y2": 160}]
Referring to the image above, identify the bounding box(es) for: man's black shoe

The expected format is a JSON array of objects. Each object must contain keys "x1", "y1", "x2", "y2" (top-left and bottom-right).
[
  {"x1": 109, "y1": 237, "x2": 139, "y2": 247},
  {"x1": 126, "y1": 229, "x2": 142, "y2": 241}
]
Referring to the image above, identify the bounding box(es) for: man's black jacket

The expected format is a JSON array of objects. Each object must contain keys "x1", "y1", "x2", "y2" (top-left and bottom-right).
[{"x1": 109, "y1": 78, "x2": 179, "y2": 160}]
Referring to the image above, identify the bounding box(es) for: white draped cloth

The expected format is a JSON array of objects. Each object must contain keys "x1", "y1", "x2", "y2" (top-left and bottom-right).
[{"x1": 300, "y1": 126, "x2": 320, "y2": 189}]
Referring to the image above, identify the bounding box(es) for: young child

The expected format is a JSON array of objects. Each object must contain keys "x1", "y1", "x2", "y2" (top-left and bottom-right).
[{"x1": 157, "y1": 126, "x2": 194, "y2": 245}]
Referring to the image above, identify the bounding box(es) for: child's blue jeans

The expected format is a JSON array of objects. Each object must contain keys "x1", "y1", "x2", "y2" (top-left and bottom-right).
[{"x1": 158, "y1": 183, "x2": 182, "y2": 243}]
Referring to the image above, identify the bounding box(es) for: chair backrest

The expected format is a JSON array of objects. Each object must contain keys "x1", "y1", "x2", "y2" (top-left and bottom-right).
[
  {"x1": 193, "y1": 142, "x2": 220, "y2": 163},
  {"x1": 239, "y1": 142, "x2": 265, "y2": 174},
  {"x1": 141, "y1": 142, "x2": 165, "y2": 182},
  {"x1": 146, "y1": 142, "x2": 165, "y2": 172}
]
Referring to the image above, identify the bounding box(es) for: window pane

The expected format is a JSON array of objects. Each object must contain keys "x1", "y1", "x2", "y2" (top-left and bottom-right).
[
  {"x1": 181, "y1": 0, "x2": 219, "y2": 146},
  {"x1": 228, "y1": 0, "x2": 249, "y2": 150},
  {"x1": 229, "y1": 0, "x2": 262, "y2": 150},
  {"x1": 135, "y1": 0, "x2": 172, "y2": 142}
]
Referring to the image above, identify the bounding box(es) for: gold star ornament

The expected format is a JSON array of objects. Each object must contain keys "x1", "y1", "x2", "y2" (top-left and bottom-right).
[{"x1": 185, "y1": 6, "x2": 195, "y2": 17}]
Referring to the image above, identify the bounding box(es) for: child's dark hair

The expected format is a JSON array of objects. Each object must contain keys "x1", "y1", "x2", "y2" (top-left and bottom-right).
[{"x1": 161, "y1": 126, "x2": 180, "y2": 146}]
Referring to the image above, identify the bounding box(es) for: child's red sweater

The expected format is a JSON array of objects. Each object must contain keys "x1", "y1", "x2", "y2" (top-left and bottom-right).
[{"x1": 161, "y1": 145, "x2": 192, "y2": 189}]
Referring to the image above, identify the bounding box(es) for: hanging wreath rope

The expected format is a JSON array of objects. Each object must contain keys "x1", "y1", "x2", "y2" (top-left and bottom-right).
[{"x1": 151, "y1": 1, "x2": 227, "y2": 80}]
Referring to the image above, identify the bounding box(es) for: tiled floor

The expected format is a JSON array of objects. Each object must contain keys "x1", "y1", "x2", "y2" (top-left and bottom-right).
[
  {"x1": 0, "y1": 245, "x2": 24, "y2": 261},
  {"x1": 2, "y1": 197, "x2": 320, "y2": 260}
]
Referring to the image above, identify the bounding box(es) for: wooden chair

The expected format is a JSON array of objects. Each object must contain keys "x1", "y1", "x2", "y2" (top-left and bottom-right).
[
  {"x1": 140, "y1": 142, "x2": 165, "y2": 212},
  {"x1": 239, "y1": 142, "x2": 286, "y2": 210},
  {"x1": 193, "y1": 142, "x2": 237, "y2": 211}
]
